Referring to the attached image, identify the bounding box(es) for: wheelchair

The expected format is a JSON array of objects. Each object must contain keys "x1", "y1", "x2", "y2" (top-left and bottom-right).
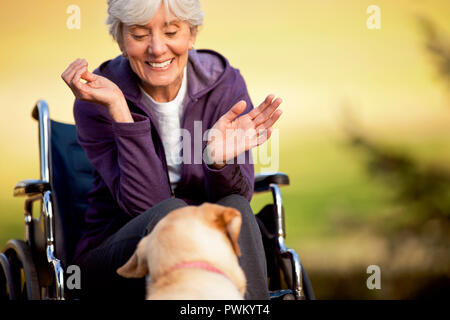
[{"x1": 0, "y1": 100, "x2": 314, "y2": 300}]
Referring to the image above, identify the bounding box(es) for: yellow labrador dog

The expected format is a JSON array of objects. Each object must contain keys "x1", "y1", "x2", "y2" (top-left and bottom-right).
[{"x1": 117, "y1": 203, "x2": 246, "y2": 300}]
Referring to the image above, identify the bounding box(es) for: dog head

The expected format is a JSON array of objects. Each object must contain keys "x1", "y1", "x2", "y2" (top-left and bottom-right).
[{"x1": 117, "y1": 203, "x2": 246, "y2": 295}]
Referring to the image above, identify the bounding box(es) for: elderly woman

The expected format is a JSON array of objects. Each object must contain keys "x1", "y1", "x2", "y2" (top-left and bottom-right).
[{"x1": 62, "y1": 0, "x2": 282, "y2": 300}]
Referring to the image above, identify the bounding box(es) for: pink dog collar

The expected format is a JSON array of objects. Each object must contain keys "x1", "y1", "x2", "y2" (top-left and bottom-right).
[{"x1": 169, "y1": 261, "x2": 231, "y2": 281}]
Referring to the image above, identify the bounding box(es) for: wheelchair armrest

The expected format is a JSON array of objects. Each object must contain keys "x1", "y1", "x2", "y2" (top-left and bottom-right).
[
  {"x1": 14, "y1": 179, "x2": 51, "y2": 197},
  {"x1": 254, "y1": 172, "x2": 290, "y2": 193}
]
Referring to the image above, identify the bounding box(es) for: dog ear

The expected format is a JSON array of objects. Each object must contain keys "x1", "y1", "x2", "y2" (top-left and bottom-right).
[
  {"x1": 221, "y1": 207, "x2": 242, "y2": 257},
  {"x1": 116, "y1": 235, "x2": 150, "y2": 278}
]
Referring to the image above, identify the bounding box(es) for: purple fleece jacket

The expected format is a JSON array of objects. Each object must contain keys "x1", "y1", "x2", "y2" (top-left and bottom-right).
[{"x1": 72, "y1": 49, "x2": 254, "y2": 263}]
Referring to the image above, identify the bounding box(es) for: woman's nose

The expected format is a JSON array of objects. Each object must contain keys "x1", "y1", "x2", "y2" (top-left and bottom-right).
[{"x1": 148, "y1": 33, "x2": 167, "y2": 57}]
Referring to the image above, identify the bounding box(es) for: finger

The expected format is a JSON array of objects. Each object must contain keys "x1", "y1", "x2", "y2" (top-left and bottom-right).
[
  {"x1": 61, "y1": 58, "x2": 84, "y2": 80},
  {"x1": 253, "y1": 97, "x2": 282, "y2": 127},
  {"x1": 69, "y1": 58, "x2": 86, "y2": 69},
  {"x1": 62, "y1": 59, "x2": 88, "y2": 84},
  {"x1": 62, "y1": 59, "x2": 88, "y2": 87},
  {"x1": 247, "y1": 94, "x2": 275, "y2": 119},
  {"x1": 72, "y1": 66, "x2": 93, "y2": 95},
  {"x1": 81, "y1": 69, "x2": 97, "y2": 82},
  {"x1": 255, "y1": 127, "x2": 273, "y2": 146},
  {"x1": 222, "y1": 100, "x2": 247, "y2": 122},
  {"x1": 256, "y1": 109, "x2": 283, "y2": 131}
]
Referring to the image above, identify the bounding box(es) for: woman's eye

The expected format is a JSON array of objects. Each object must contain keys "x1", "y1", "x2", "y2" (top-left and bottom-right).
[
  {"x1": 131, "y1": 34, "x2": 147, "y2": 40},
  {"x1": 165, "y1": 31, "x2": 177, "y2": 37}
]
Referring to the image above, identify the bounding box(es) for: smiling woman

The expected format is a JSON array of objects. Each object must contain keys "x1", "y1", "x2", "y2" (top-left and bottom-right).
[
  {"x1": 121, "y1": 9, "x2": 197, "y2": 102},
  {"x1": 108, "y1": 0, "x2": 203, "y2": 102},
  {"x1": 60, "y1": 0, "x2": 283, "y2": 300}
]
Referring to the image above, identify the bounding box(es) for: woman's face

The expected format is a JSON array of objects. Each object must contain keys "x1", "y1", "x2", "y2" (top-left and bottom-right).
[{"x1": 121, "y1": 4, "x2": 196, "y2": 101}]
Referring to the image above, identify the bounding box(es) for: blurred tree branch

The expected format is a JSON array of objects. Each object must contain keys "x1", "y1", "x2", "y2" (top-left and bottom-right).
[
  {"x1": 342, "y1": 17, "x2": 450, "y2": 244},
  {"x1": 419, "y1": 16, "x2": 450, "y2": 92}
]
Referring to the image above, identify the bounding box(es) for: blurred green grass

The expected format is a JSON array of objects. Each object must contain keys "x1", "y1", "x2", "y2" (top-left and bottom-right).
[{"x1": 251, "y1": 132, "x2": 392, "y2": 243}]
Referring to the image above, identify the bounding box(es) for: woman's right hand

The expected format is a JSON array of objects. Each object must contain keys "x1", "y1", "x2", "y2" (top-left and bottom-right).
[
  {"x1": 61, "y1": 58, "x2": 132, "y2": 122},
  {"x1": 61, "y1": 58, "x2": 125, "y2": 108}
]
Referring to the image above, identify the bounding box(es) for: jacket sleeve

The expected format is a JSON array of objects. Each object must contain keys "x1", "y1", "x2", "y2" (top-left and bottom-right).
[
  {"x1": 73, "y1": 100, "x2": 171, "y2": 217},
  {"x1": 202, "y1": 70, "x2": 255, "y2": 202}
]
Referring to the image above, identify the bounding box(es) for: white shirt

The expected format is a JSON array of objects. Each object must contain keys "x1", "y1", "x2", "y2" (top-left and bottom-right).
[{"x1": 139, "y1": 67, "x2": 187, "y2": 190}]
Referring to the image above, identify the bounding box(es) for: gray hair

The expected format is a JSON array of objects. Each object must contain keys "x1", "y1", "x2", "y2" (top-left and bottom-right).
[{"x1": 107, "y1": 0, "x2": 204, "y2": 45}]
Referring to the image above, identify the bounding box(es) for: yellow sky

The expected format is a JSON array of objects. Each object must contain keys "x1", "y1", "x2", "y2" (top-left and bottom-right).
[{"x1": 1, "y1": 0, "x2": 449, "y2": 186}]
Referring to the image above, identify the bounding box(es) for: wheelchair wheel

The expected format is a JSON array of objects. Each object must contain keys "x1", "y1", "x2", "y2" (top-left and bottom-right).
[
  {"x1": 3, "y1": 240, "x2": 40, "y2": 300},
  {"x1": 0, "y1": 253, "x2": 17, "y2": 300}
]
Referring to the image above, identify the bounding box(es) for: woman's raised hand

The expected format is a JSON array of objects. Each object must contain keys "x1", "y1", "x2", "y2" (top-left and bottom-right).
[
  {"x1": 61, "y1": 58, "x2": 132, "y2": 122},
  {"x1": 205, "y1": 95, "x2": 283, "y2": 169}
]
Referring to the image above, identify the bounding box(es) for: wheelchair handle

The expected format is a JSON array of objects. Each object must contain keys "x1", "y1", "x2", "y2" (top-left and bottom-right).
[{"x1": 32, "y1": 100, "x2": 51, "y2": 183}]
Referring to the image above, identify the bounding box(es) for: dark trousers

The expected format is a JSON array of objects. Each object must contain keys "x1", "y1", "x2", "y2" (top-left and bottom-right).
[{"x1": 76, "y1": 194, "x2": 269, "y2": 300}]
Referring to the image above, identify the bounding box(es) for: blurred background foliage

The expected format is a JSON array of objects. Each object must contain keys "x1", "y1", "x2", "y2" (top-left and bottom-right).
[
  {"x1": 310, "y1": 16, "x2": 450, "y2": 299},
  {"x1": 1, "y1": 0, "x2": 450, "y2": 299}
]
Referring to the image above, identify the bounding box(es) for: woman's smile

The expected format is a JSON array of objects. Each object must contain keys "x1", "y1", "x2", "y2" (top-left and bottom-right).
[{"x1": 145, "y1": 58, "x2": 175, "y2": 71}]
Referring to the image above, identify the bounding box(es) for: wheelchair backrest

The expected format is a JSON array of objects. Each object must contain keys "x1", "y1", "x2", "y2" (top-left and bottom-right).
[{"x1": 50, "y1": 120, "x2": 94, "y2": 267}]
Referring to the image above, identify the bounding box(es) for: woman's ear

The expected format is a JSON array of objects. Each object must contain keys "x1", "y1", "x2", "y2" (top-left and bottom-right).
[
  {"x1": 189, "y1": 26, "x2": 198, "y2": 50},
  {"x1": 118, "y1": 40, "x2": 127, "y2": 57},
  {"x1": 117, "y1": 23, "x2": 128, "y2": 57}
]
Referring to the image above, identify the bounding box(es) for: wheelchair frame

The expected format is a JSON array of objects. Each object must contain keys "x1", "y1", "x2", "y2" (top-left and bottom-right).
[
  {"x1": 9, "y1": 100, "x2": 64, "y2": 299},
  {"x1": 1, "y1": 100, "x2": 312, "y2": 300}
]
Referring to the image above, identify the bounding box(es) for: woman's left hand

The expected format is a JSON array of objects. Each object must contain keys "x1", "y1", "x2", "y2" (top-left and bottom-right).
[{"x1": 205, "y1": 95, "x2": 283, "y2": 169}]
